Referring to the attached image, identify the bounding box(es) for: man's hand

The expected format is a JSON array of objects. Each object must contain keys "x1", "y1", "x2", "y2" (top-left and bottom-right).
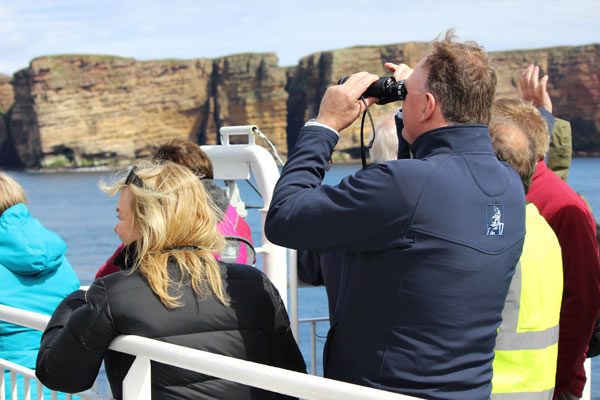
[
  {"x1": 316, "y1": 72, "x2": 379, "y2": 133},
  {"x1": 385, "y1": 63, "x2": 413, "y2": 82},
  {"x1": 521, "y1": 64, "x2": 552, "y2": 113}
]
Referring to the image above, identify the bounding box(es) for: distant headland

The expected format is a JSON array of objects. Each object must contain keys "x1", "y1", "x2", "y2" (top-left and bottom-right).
[{"x1": 0, "y1": 42, "x2": 598, "y2": 169}]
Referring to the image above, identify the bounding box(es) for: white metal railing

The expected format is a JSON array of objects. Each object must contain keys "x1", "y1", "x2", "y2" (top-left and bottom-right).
[
  {"x1": 583, "y1": 359, "x2": 592, "y2": 400},
  {"x1": 1, "y1": 359, "x2": 51, "y2": 400},
  {"x1": 5, "y1": 304, "x2": 590, "y2": 400},
  {"x1": 0, "y1": 359, "x2": 109, "y2": 400},
  {"x1": 289, "y1": 248, "x2": 299, "y2": 340},
  {"x1": 0, "y1": 305, "x2": 110, "y2": 400},
  {"x1": 110, "y1": 334, "x2": 417, "y2": 400},
  {"x1": 298, "y1": 317, "x2": 330, "y2": 375},
  {"x1": 0, "y1": 304, "x2": 420, "y2": 400}
]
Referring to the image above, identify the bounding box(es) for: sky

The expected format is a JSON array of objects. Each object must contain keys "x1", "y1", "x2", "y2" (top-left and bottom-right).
[{"x1": 0, "y1": 0, "x2": 599, "y2": 76}]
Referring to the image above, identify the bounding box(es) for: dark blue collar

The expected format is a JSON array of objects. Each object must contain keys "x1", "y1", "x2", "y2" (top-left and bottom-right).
[{"x1": 410, "y1": 124, "x2": 494, "y2": 159}]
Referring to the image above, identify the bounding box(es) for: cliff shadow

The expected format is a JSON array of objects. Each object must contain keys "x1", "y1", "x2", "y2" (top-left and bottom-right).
[
  {"x1": 0, "y1": 109, "x2": 25, "y2": 168},
  {"x1": 285, "y1": 53, "x2": 333, "y2": 153},
  {"x1": 570, "y1": 117, "x2": 600, "y2": 153}
]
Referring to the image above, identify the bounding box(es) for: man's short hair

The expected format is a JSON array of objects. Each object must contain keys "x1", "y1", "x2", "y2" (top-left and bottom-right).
[
  {"x1": 423, "y1": 30, "x2": 497, "y2": 125},
  {"x1": 488, "y1": 117, "x2": 537, "y2": 193},
  {"x1": 153, "y1": 138, "x2": 214, "y2": 179},
  {"x1": 492, "y1": 98, "x2": 550, "y2": 161}
]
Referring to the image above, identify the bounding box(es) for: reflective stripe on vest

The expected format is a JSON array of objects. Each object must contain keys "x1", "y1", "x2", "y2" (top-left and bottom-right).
[
  {"x1": 491, "y1": 388, "x2": 554, "y2": 400},
  {"x1": 494, "y1": 263, "x2": 559, "y2": 351},
  {"x1": 492, "y1": 204, "x2": 563, "y2": 399}
]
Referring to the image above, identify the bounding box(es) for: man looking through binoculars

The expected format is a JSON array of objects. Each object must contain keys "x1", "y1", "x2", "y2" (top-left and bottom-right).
[{"x1": 265, "y1": 30, "x2": 526, "y2": 400}]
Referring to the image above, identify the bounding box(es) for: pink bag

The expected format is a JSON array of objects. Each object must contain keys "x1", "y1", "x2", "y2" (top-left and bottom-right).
[{"x1": 216, "y1": 205, "x2": 256, "y2": 265}]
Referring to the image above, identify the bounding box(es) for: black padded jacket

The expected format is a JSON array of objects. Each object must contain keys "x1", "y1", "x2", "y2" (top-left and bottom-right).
[{"x1": 35, "y1": 259, "x2": 306, "y2": 400}]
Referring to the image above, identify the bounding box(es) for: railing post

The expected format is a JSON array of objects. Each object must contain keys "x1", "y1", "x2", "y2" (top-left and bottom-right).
[
  {"x1": 288, "y1": 248, "x2": 299, "y2": 341},
  {"x1": 122, "y1": 356, "x2": 151, "y2": 400},
  {"x1": 24, "y1": 377, "x2": 30, "y2": 400},
  {"x1": 10, "y1": 371, "x2": 16, "y2": 400},
  {"x1": 582, "y1": 358, "x2": 591, "y2": 400},
  {"x1": 261, "y1": 212, "x2": 288, "y2": 308},
  {"x1": 37, "y1": 381, "x2": 43, "y2": 400},
  {"x1": 311, "y1": 321, "x2": 317, "y2": 375}
]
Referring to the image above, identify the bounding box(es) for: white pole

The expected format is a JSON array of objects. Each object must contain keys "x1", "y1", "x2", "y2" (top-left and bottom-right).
[
  {"x1": 582, "y1": 358, "x2": 591, "y2": 400},
  {"x1": 122, "y1": 356, "x2": 151, "y2": 400}
]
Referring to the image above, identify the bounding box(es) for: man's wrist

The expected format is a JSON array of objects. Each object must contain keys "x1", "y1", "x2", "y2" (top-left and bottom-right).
[{"x1": 305, "y1": 119, "x2": 339, "y2": 136}]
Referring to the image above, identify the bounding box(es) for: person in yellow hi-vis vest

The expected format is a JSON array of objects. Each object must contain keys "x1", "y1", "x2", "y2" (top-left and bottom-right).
[{"x1": 488, "y1": 116, "x2": 563, "y2": 399}]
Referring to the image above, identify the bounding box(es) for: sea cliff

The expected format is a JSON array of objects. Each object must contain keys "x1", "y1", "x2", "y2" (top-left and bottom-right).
[{"x1": 0, "y1": 43, "x2": 598, "y2": 168}]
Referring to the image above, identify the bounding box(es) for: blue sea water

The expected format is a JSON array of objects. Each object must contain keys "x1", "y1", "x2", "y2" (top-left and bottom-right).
[{"x1": 2, "y1": 158, "x2": 599, "y2": 398}]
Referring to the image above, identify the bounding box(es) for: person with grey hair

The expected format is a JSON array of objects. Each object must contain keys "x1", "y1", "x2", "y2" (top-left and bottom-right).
[
  {"x1": 493, "y1": 94, "x2": 600, "y2": 400},
  {"x1": 487, "y1": 117, "x2": 563, "y2": 399}
]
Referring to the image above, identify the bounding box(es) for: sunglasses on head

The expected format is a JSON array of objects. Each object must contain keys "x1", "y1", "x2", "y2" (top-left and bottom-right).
[{"x1": 125, "y1": 166, "x2": 144, "y2": 188}]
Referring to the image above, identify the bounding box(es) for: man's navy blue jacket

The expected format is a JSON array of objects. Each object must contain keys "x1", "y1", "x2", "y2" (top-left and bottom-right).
[{"x1": 265, "y1": 123, "x2": 526, "y2": 400}]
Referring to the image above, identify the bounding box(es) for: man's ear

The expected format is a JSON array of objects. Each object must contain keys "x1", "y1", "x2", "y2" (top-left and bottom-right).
[{"x1": 420, "y1": 92, "x2": 437, "y2": 122}]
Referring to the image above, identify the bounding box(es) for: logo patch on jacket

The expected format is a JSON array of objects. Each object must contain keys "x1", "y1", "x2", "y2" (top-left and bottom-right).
[{"x1": 486, "y1": 204, "x2": 505, "y2": 236}]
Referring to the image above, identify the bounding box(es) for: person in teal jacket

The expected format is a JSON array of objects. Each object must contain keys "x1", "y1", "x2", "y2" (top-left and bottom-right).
[{"x1": 0, "y1": 172, "x2": 81, "y2": 400}]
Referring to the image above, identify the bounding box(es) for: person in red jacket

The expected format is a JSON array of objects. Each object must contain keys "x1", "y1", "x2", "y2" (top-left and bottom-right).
[
  {"x1": 494, "y1": 67, "x2": 600, "y2": 399},
  {"x1": 96, "y1": 139, "x2": 254, "y2": 279}
]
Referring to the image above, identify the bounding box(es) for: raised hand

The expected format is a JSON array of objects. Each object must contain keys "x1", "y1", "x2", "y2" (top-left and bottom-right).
[
  {"x1": 521, "y1": 64, "x2": 552, "y2": 113},
  {"x1": 384, "y1": 63, "x2": 413, "y2": 82},
  {"x1": 316, "y1": 72, "x2": 379, "y2": 133}
]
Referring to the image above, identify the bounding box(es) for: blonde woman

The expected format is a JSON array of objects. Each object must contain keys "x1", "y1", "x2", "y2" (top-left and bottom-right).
[
  {"x1": 36, "y1": 160, "x2": 305, "y2": 400},
  {"x1": 0, "y1": 173, "x2": 80, "y2": 400}
]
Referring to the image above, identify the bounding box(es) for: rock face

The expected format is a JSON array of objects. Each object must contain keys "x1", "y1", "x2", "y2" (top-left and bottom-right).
[
  {"x1": 2, "y1": 43, "x2": 599, "y2": 168},
  {"x1": 0, "y1": 115, "x2": 6, "y2": 150},
  {"x1": 492, "y1": 44, "x2": 600, "y2": 152},
  {"x1": 6, "y1": 53, "x2": 287, "y2": 168},
  {"x1": 0, "y1": 74, "x2": 19, "y2": 166},
  {"x1": 206, "y1": 54, "x2": 288, "y2": 150},
  {"x1": 0, "y1": 74, "x2": 14, "y2": 114},
  {"x1": 0, "y1": 74, "x2": 14, "y2": 159}
]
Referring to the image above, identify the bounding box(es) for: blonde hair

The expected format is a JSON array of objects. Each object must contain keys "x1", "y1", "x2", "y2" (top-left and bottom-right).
[
  {"x1": 370, "y1": 115, "x2": 399, "y2": 163},
  {"x1": 0, "y1": 173, "x2": 27, "y2": 216},
  {"x1": 493, "y1": 98, "x2": 550, "y2": 161},
  {"x1": 101, "y1": 160, "x2": 228, "y2": 308}
]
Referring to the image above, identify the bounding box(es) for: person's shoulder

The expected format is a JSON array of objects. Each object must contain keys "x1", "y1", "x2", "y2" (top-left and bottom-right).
[
  {"x1": 526, "y1": 203, "x2": 558, "y2": 238},
  {"x1": 1, "y1": 203, "x2": 61, "y2": 240},
  {"x1": 221, "y1": 263, "x2": 281, "y2": 299},
  {"x1": 532, "y1": 167, "x2": 586, "y2": 207},
  {"x1": 221, "y1": 262, "x2": 265, "y2": 282},
  {"x1": 96, "y1": 269, "x2": 147, "y2": 296},
  {"x1": 530, "y1": 171, "x2": 594, "y2": 226},
  {"x1": 0, "y1": 203, "x2": 30, "y2": 220},
  {"x1": 0, "y1": 205, "x2": 68, "y2": 275}
]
